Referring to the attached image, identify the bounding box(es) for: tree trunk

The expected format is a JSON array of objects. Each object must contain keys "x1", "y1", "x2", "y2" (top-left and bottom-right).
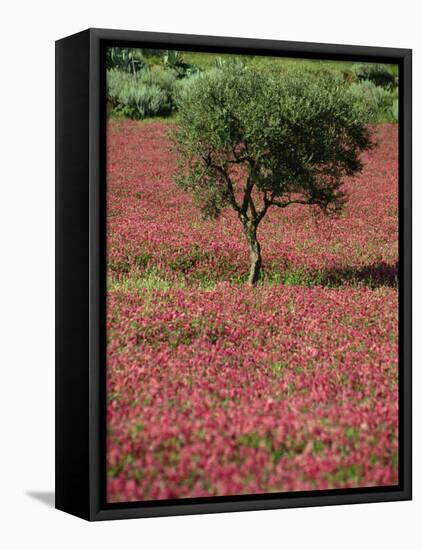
[{"x1": 245, "y1": 224, "x2": 262, "y2": 285}]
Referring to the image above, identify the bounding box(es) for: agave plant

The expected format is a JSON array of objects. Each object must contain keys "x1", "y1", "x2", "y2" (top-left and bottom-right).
[
  {"x1": 214, "y1": 57, "x2": 225, "y2": 70},
  {"x1": 163, "y1": 50, "x2": 184, "y2": 68},
  {"x1": 163, "y1": 50, "x2": 200, "y2": 79},
  {"x1": 106, "y1": 47, "x2": 145, "y2": 74},
  {"x1": 214, "y1": 56, "x2": 247, "y2": 72}
]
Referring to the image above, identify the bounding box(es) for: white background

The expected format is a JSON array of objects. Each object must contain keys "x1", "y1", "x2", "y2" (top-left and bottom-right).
[{"x1": 0, "y1": 1, "x2": 419, "y2": 548}]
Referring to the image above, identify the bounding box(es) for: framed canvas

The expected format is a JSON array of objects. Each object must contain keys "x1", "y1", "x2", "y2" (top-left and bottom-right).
[{"x1": 55, "y1": 28, "x2": 412, "y2": 521}]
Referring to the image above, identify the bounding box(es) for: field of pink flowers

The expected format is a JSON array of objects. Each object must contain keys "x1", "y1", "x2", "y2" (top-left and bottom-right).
[{"x1": 106, "y1": 120, "x2": 399, "y2": 502}]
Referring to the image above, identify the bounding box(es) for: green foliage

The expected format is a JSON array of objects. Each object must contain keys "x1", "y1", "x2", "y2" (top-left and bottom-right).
[
  {"x1": 391, "y1": 98, "x2": 399, "y2": 122},
  {"x1": 173, "y1": 63, "x2": 373, "y2": 221},
  {"x1": 181, "y1": 51, "x2": 373, "y2": 76},
  {"x1": 106, "y1": 47, "x2": 146, "y2": 74},
  {"x1": 214, "y1": 56, "x2": 226, "y2": 70},
  {"x1": 213, "y1": 56, "x2": 247, "y2": 71},
  {"x1": 351, "y1": 63, "x2": 396, "y2": 89},
  {"x1": 107, "y1": 68, "x2": 177, "y2": 119},
  {"x1": 140, "y1": 48, "x2": 166, "y2": 57},
  {"x1": 119, "y1": 85, "x2": 168, "y2": 119},
  {"x1": 106, "y1": 49, "x2": 200, "y2": 119},
  {"x1": 326, "y1": 464, "x2": 361, "y2": 484},
  {"x1": 105, "y1": 47, "x2": 399, "y2": 125},
  {"x1": 163, "y1": 50, "x2": 200, "y2": 78},
  {"x1": 348, "y1": 80, "x2": 398, "y2": 122},
  {"x1": 271, "y1": 360, "x2": 288, "y2": 377}
]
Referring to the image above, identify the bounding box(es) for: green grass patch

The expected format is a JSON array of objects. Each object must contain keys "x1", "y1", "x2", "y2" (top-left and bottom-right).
[
  {"x1": 108, "y1": 272, "x2": 177, "y2": 292},
  {"x1": 313, "y1": 440, "x2": 326, "y2": 454},
  {"x1": 344, "y1": 426, "x2": 360, "y2": 442},
  {"x1": 326, "y1": 464, "x2": 361, "y2": 484},
  {"x1": 108, "y1": 254, "x2": 397, "y2": 291}
]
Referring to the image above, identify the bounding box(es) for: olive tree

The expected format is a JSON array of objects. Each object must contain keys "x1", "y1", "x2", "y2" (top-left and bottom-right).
[{"x1": 172, "y1": 64, "x2": 373, "y2": 285}]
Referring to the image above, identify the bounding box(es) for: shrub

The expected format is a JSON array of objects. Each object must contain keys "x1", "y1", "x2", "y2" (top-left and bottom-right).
[
  {"x1": 139, "y1": 67, "x2": 177, "y2": 91},
  {"x1": 390, "y1": 98, "x2": 399, "y2": 122},
  {"x1": 351, "y1": 63, "x2": 395, "y2": 89},
  {"x1": 117, "y1": 84, "x2": 169, "y2": 119},
  {"x1": 107, "y1": 68, "x2": 177, "y2": 119},
  {"x1": 348, "y1": 80, "x2": 398, "y2": 122}
]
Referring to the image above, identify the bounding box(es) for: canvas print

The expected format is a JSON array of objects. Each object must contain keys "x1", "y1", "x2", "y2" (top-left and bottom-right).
[{"x1": 105, "y1": 48, "x2": 399, "y2": 503}]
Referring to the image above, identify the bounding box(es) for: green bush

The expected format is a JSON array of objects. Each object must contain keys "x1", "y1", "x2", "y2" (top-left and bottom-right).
[
  {"x1": 391, "y1": 98, "x2": 399, "y2": 122},
  {"x1": 351, "y1": 63, "x2": 396, "y2": 89},
  {"x1": 348, "y1": 80, "x2": 398, "y2": 122},
  {"x1": 107, "y1": 68, "x2": 177, "y2": 119},
  {"x1": 139, "y1": 67, "x2": 177, "y2": 91},
  {"x1": 117, "y1": 84, "x2": 168, "y2": 119}
]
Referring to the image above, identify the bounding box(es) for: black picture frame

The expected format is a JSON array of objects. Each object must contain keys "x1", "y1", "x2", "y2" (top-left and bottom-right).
[{"x1": 55, "y1": 27, "x2": 412, "y2": 521}]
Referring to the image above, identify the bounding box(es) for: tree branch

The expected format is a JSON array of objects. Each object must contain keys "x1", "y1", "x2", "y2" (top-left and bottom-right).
[
  {"x1": 253, "y1": 192, "x2": 315, "y2": 226},
  {"x1": 211, "y1": 163, "x2": 242, "y2": 214},
  {"x1": 240, "y1": 175, "x2": 255, "y2": 216},
  {"x1": 254, "y1": 192, "x2": 272, "y2": 225}
]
